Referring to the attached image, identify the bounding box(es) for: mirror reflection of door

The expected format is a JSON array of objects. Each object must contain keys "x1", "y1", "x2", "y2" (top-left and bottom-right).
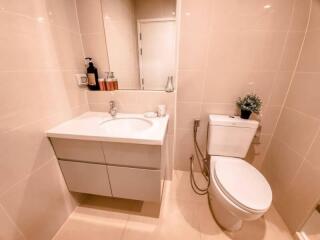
[
  {"x1": 101, "y1": 0, "x2": 177, "y2": 90},
  {"x1": 137, "y1": 19, "x2": 176, "y2": 90}
]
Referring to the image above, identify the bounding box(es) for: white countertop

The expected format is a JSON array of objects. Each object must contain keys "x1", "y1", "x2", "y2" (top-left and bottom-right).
[{"x1": 46, "y1": 112, "x2": 169, "y2": 145}]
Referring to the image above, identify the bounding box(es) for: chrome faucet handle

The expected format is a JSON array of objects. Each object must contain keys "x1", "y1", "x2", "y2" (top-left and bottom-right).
[
  {"x1": 109, "y1": 100, "x2": 115, "y2": 108},
  {"x1": 109, "y1": 100, "x2": 117, "y2": 116}
]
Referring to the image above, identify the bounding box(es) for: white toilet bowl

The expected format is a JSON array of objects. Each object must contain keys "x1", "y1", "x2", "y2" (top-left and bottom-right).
[{"x1": 208, "y1": 156, "x2": 272, "y2": 232}]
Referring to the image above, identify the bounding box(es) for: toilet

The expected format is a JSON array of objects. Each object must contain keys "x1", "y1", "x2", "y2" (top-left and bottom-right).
[{"x1": 207, "y1": 115, "x2": 272, "y2": 232}]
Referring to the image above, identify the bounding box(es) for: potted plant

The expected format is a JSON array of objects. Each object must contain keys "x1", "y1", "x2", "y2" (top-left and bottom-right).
[{"x1": 236, "y1": 94, "x2": 262, "y2": 119}]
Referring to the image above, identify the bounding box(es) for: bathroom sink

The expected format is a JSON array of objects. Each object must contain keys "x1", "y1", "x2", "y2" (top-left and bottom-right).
[
  {"x1": 100, "y1": 117, "x2": 153, "y2": 133},
  {"x1": 46, "y1": 112, "x2": 169, "y2": 145}
]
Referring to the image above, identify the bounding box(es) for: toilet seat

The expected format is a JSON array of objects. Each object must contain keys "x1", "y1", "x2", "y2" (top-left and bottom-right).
[{"x1": 212, "y1": 156, "x2": 272, "y2": 213}]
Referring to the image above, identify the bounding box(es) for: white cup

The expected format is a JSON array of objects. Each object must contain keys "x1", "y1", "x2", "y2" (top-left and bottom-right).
[{"x1": 157, "y1": 105, "x2": 166, "y2": 117}]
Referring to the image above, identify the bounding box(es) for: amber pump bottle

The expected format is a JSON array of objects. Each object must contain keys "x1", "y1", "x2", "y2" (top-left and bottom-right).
[
  {"x1": 85, "y1": 57, "x2": 99, "y2": 90},
  {"x1": 110, "y1": 72, "x2": 119, "y2": 90}
]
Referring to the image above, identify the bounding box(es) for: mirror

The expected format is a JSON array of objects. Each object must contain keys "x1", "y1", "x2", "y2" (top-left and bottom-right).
[{"x1": 101, "y1": 0, "x2": 177, "y2": 90}]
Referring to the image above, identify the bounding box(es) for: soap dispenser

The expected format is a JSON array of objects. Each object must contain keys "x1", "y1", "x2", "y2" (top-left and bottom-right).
[
  {"x1": 85, "y1": 57, "x2": 99, "y2": 90},
  {"x1": 106, "y1": 72, "x2": 118, "y2": 91},
  {"x1": 111, "y1": 72, "x2": 119, "y2": 90},
  {"x1": 106, "y1": 72, "x2": 114, "y2": 91}
]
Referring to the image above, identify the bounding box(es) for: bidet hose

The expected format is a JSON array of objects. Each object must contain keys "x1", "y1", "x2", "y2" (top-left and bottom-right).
[{"x1": 190, "y1": 120, "x2": 210, "y2": 195}]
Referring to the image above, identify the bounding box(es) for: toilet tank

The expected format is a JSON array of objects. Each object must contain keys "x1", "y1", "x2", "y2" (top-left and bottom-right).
[{"x1": 207, "y1": 115, "x2": 259, "y2": 158}]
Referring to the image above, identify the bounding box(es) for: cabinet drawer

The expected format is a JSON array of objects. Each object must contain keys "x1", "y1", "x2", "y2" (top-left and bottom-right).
[
  {"x1": 108, "y1": 166, "x2": 161, "y2": 202},
  {"x1": 102, "y1": 142, "x2": 161, "y2": 169},
  {"x1": 59, "y1": 160, "x2": 112, "y2": 197},
  {"x1": 51, "y1": 138, "x2": 105, "y2": 164}
]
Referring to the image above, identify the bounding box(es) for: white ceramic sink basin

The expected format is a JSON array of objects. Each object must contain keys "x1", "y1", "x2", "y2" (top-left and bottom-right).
[
  {"x1": 46, "y1": 112, "x2": 169, "y2": 145},
  {"x1": 100, "y1": 117, "x2": 153, "y2": 133}
]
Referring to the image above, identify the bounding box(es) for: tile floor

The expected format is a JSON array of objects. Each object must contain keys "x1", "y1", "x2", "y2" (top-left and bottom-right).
[{"x1": 53, "y1": 171, "x2": 294, "y2": 240}]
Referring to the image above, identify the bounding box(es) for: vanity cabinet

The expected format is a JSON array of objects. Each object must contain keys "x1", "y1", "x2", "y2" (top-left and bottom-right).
[
  {"x1": 51, "y1": 138, "x2": 105, "y2": 164},
  {"x1": 50, "y1": 138, "x2": 167, "y2": 202},
  {"x1": 102, "y1": 142, "x2": 161, "y2": 168},
  {"x1": 108, "y1": 166, "x2": 161, "y2": 202},
  {"x1": 59, "y1": 160, "x2": 112, "y2": 196}
]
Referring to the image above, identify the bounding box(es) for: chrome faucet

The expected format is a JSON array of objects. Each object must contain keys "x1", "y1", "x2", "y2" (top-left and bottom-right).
[{"x1": 109, "y1": 100, "x2": 117, "y2": 117}]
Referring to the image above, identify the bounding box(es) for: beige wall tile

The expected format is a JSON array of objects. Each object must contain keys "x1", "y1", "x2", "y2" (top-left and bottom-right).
[
  {"x1": 207, "y1": 31, "x2": 287, "y2": 72},
  {"x1": 176, "y1": 102, "x2": 202, "y2": 130},
  {"x1": 0, "y1": 161, "x2": 78, "y2": 240},
  {"x1": 0, "y1": 71, "x2": 87, "y2": 134},
  {"x1": 249, "y1": 134, "x2": 272, "y2": 169},
  {"x1": 290, "y1": 0, "x2": 312, "y2": 31},
  {"x1": 0, "y1": 121, "x2": 55, "y2": 194},
  {"x1": 286, "y1": 72, "x2": 320, "y2": 119},
  {"x1": 262, "y1": 138, "x2": 304, "y2": 202},
  {"x1": 210, "y1": 0, "x2": 295, "y2": 31},
  {"x1": 0, "y1": 206, "x2": 25, "y2": 240},
  {"x1": 274, "y1": 107, "x2": 319, "y2": 156},
  {"x1": 279, "y1": 31, "x2": 305, "y2": 71},
  {"x1": 174, "y1": 128, "x2": 206, "y2": 171},
  {"x1": 180, "y1": 0, "x2": 211, "y2": 34},
  {"x1": 87, "y1": 90, "x2": 175, "y2": 109},
  {"x1": 178, "y1": 32, "x2": 208, "y2": 70},
  {"x1": 308, "y1": 0, "x2": 320, "y2": 31},
  {"x1": 268, "y1": 71, "x2": 293, "y2": 107},
  {"x1": 200, "y1": 103, "x2": 238, "y2": 119},
  {"x1": 0, "y1": 0, "x2": 47, "y2": 19},
  {"x1": 177, "y1": 70, "x2": 205, "y2": 102},
  {"x1": 306, "y1": 131, "x2": 320, "y2": 170},
  {"x1": 297, "y1": 30, "x2": 320, "y2": 72},
  {"x1": 275, "y1": 160, "x2": 320, "y2": 232},
  {"x1": 203, "y1": 71, "x2": 275, "y2": 104},
  {"x1": 260, "y1": 106, "x2": 282, "y2": 135}
]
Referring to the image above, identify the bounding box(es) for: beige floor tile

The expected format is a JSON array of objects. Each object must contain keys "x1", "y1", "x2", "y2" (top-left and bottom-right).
[
  {"x1": 53, "y1": 171, "x2": 294, "y2": 240},
  {"x1": 53, "y1": 205, "x2": 129, "y2": 240},
  {"x1": 121, "y1": 215, "x2": 160, "y2": 240},
  {"x1": 170, "y1": 170, "x2": 208, "y2": 204}
]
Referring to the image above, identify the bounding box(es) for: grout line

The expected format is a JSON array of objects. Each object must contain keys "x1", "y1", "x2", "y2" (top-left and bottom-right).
[
  {"x1": 80, "y1": 31, "x2": 106, "y2": 36},
  {"x1": 208, "y1": 29, "x2": 305, "y2": 33},
  {"x1": 1, "y1": 8, "x2": 82, "y2": 35},
  {"x1": 0, "y1": 156, "x2": 56, "y2": 198},
  {"x1": 0, "y1": 104, "x2": 87, "y2": 135},
  {"x1": 177, "y1": 100, "x2": 236, "y2": 105},
  {"x1": 196, "y1": 0, "x2": 216, "y2": 119},
  {"x1": 0, "y1": 68, "x2": 83, "y2": 73},
  {"x1": 286, "y1": 120, "x2": 320, "y2": 195},
  {"x1": 260, "y1": 0, "x2": 313, "y2": 169},
  {"x1": 0, "y1": 203, "x2": 26, "y2": 239},
  {"x1": 285, "y1": 106, "x2": 320, "y2": 122},
  {"x1": 51, "y1": 206, "x2": 78, "y2": 240}
]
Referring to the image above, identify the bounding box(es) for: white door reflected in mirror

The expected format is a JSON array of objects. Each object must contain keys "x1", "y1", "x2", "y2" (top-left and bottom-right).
[
  {"x1": 137, "y1": 18, "x2": 176, "y2": 90},
  {"x1": 101, "y1": 0, "x2": 177, "y2": 90}
]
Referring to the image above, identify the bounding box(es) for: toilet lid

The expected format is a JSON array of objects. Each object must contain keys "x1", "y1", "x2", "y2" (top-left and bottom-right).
[{"x1": 213, "y1": 156, "x2": 272, "y2": 212}]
